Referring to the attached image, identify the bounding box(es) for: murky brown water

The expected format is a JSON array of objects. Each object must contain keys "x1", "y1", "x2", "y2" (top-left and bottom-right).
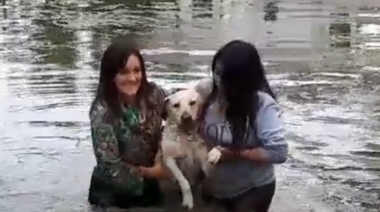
[{"x1": 0, "y1": 0, "x2": 380, "y2": 211}]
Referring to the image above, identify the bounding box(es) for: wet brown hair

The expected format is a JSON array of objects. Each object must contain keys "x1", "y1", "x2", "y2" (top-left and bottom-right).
[{"x1": 92, "y1": 36, "x2": 155, "y2": 120}]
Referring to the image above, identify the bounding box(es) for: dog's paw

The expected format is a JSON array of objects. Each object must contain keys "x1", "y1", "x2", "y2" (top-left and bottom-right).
[
  {"x1": 207, "y1": 147, "x2": 222, "y2": 164},
  {"x1": 182, "y1": 190, "x2": 194, "y2": 209}
]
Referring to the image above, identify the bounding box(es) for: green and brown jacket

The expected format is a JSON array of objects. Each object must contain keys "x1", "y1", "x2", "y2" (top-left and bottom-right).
[{"x1": 89, "y1": 83, "x2": 166, "y2": 196}]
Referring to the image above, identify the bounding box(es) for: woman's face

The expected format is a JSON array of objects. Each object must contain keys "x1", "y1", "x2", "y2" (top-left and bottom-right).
[{"x1": 114, "y1": 54, "x2": 142, "y2": 96}]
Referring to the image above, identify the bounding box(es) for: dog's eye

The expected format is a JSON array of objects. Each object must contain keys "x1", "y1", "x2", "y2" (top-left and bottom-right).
[
  {"x1": 189, "y1": 100, "x2": 196, "y2": 106},
  {"x1": 173, "y1": 103, "x2": 180, "y2": 108}
]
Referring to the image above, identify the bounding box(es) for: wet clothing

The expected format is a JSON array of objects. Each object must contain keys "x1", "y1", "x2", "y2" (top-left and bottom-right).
[
  {"x1": 88, "y1": 174, "x2": 163, "y2": 208},
  {"x1": 203, "y1": 181, "x2": 276, "y2": 212},
  {"x1": 197, "y1": 78, "x2": 287, "y2": 211},
  {"x1": 87, "y1": 82, "x2": 166, "y2": 209}
]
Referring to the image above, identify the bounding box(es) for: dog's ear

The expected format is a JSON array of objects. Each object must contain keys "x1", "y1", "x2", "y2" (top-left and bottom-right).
[
  {"x1": 161, "y1": 97, "x2": 169, "y2": 120},
  {"x1": 161, "y1": 88, "x2": 184, "y2": 120}
]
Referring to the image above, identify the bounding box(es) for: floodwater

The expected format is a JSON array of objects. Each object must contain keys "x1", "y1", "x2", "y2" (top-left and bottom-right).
[{"x1": 0, "y1": 0, "x2": 380, "y2": 211}]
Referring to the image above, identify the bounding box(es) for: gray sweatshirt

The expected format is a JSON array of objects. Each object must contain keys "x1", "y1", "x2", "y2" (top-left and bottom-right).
[{"x1": 196, "y1": 79, "x2": 288, "y2": 198}]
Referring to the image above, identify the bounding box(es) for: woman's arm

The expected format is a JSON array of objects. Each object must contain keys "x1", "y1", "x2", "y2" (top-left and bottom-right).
[
  {"x1": 90, "y1": 106, "x2": 141, "y2": 183},
  {"x1": 142, "y1": 85, "x2": 172, "y2": 179},
  {"x1": 241, "y1": 93, "x2": 288, "y2": 164}
]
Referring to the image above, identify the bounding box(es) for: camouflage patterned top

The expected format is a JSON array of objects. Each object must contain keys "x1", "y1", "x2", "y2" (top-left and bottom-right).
[{"x1": 89, "y1": 83, "x2": 166, "y2": 196}]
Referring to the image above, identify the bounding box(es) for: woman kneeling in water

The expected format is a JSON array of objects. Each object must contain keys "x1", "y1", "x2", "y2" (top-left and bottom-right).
[
  {"x1": 198, "y1": 40, "x2": 288, "y2": 212},
  {"x1": 88, "y1": 37, "x2": 170, "y2": 209}
]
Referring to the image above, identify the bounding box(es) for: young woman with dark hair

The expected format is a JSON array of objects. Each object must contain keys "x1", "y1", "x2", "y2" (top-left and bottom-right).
[
  {"x1": 198, "y1": 40, "x2": 288, "y2": 212},
  {"x1": 87, "y1": 36, "x2": 170, "y2": 209}
]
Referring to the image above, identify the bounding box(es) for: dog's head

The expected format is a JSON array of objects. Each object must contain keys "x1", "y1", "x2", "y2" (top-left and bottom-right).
[{"x1": 163, "y1": 88, "x2": 205, "y2": 130}]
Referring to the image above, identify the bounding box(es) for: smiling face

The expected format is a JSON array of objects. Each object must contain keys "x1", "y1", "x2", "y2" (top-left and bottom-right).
[
  {"x1": 114, "y1": 54, "x2": 142, "y2": 97},
  {"x1": 164, "y1": 88, "x2": 204, "y2": 128}
]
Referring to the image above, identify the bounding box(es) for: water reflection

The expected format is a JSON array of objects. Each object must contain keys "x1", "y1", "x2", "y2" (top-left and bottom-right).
[
  {"x1": 1, "y1": 0, "x2": 380, "y2": 211},
  {"x1": 73, "y1": 26, "x2": 96, "y2": 102},
  {"x1": 192, "y1": 0, "x2": 213, "y2": 19},
  {"x1": 1, "y1": 0, "x2": 6, "y2": 20},
  {"x1": 329, "y1": 13, "x2": 352, "y2": 48},
  {"x1": 264, "y1": 1, "x2": 279, "y2": 22}
]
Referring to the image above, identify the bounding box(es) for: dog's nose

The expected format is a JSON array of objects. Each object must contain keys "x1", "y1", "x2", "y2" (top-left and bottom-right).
[{"x1": 181, "y1": 113, "x2": 192, "y2": 122}]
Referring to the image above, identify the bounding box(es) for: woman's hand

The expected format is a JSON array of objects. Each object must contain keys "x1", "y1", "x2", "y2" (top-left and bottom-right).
[
  {"x1": 220, "y1": 147, "x2": 240, "y2": 158},
  {"x1": 208, "y1": 146, "x2": 241, "y2": 164},
  {"x1": 207, "y1": 147, "x2": 223, "y2": 164},
  {"x1": 138, "y1": 164, "x2": 172, "y2": 179},
  {"x1": 137, "y1": 166, "x2": 155, "y2": 178}
]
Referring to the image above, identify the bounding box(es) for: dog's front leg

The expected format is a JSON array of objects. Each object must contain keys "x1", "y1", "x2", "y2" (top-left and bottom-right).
[{"x1": 164, "y1": 156, "x2": 194, "y2": 209}]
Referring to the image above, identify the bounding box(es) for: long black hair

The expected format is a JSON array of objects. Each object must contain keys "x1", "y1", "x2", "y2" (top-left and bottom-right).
[
  {"x1": 200, "y1": 40, "x2": 275, "y2": 149},
  {"x1": 92, "y1": 36, "x2": 154, "y2": 120}
]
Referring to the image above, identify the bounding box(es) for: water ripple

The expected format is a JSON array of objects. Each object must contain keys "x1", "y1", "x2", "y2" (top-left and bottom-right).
[{"x1": 1, "y1": 0, "x2": 380, "y2": 211}]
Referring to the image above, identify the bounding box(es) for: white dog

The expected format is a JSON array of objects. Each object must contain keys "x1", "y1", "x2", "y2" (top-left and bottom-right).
[{"x1": 157, "y1": 85, "x2": 222, "y2": 210}]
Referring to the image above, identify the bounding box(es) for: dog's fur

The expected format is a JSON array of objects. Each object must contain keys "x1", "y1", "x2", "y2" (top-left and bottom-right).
[{"x1": 157, "y1": 86, "x2": 220, "y2": 211}]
